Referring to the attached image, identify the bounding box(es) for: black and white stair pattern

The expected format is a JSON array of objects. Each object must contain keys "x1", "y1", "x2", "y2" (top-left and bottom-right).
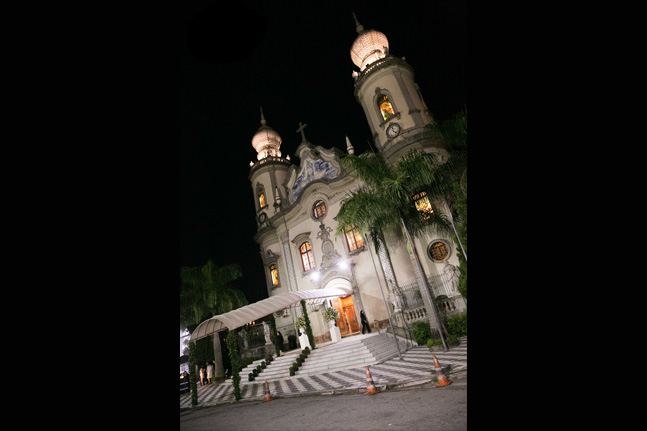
[{"x1": 180, "y1": 336, "x2": 466, "y2": 408}]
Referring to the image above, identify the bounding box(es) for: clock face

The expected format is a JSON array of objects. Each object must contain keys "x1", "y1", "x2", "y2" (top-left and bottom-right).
[
  {"x1": 258, "y1": 212, "x2": 267, "y2": 223},
  {"x1": 386, "y1": 123, "x2": 401, "y2": 138}
]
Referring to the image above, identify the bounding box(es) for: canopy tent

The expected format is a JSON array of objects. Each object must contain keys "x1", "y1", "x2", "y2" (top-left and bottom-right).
[{"x1": 189, "y1": 287, "x2": 352, "y2": 342}]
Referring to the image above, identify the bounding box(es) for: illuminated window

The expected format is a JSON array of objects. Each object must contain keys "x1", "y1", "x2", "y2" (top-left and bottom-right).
[
  {"x1": 313, "y1": 200, "x2": 327, "y2": 219},
  {"x1": 300, "y1": 242, "x2": 315, "y2": 271},
  {"x1": 377, "y1": 94, "x2": 395, "y2": 121},
  {"x1": 428, "y1": 241, "x2": 449, "y2": 261},
  {"x1": 269, "y1": 264, "x2": 279, "y2": 286},
  {"x1": 344, "y1": 225, "x2": 364, "y2": 252},
  {"x1": 413, "y1": 191, "x2": 433, "y2": 219},
  {"x1": 258, "y1": 188, "x2": 266, "y2": 208}
]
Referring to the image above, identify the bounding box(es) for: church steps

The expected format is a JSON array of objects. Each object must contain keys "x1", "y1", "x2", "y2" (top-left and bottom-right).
[
  {"x1": 229, "y1": 333, "x2": 412, "y2": 384},
  {"x1": 238, "y1": 350, "x2": 300, "y2": 379}
]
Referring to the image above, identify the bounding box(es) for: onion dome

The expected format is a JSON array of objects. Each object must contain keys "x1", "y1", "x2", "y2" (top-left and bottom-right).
[
  {"x1": 251, "y1": 107, "x2": 282, "y2": 160},
  {"x1": 350, "y1": 13, "x2": 389, "y2": 72}
]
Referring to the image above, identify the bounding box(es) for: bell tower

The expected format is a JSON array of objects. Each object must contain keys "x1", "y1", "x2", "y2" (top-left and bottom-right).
[
  {"x1": 248, "y1": 107, "x2": 291, "y2": 229},
  {"x1": 350, "y1": 14, "x2": 443, "y2": 162}
]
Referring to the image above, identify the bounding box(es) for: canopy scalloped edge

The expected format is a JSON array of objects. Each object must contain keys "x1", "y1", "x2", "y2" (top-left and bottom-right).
[{"x1": 189, "y1": 287, "x2": 352, "y2": 342}]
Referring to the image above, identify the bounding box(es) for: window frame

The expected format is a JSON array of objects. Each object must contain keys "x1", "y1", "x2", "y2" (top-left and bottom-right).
[
  {"x1": 257, "y1": 184, "x2": 267, "y2": 210},
  {"x1": 299, "y1": 241, "x2": 316, "y2": 272},
  {"x1": 413, "y1": 190, "x2": 434, "y2": 219},
  {"x1": 427, "y1": 240, "x2": 451, "y2": 263},
  {"x1": 269, "y1": 263, "x2": 280, "y2": 287},
  {"x1": 373, "y1": 88, "x2": 400, "y2": 128},
  {"x1": 343, "y1": 224, "x2": 365, "y2": 253},
  {"x1": 377, "y1": 94, "x2": 396, "y2": 122},
  {"x1": 312, "y1": 200, "x2": 327, "y2": 220}
]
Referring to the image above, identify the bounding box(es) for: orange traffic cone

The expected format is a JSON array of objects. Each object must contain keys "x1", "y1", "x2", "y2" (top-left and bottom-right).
[
  {"x1": 264, "y1": 380, "x2": 272, "y2": 402},
  {"x1": 365, "y1": 366, "x2": 378, "y2": 395},
  {"x1": 432, "y1": 355, "x2": 452, "y2": 387}
]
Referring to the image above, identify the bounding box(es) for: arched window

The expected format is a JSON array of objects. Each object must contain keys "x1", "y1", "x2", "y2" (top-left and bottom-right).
[
  {"x1": 313, "y1": 200, "x2": 327, "y2": 219},
  {"x1": 300, "y1": 241, "x2": 315, "y2": 271},
  {"x1": 269, "y1": 264, "x2": 279, "y2": 286},
  {"x1": 344, "y1": 224, "x2": 364, "y2": 252},
  {"x1": 377, "y1": 94, "x2": 396, "y2": 121},
  {"x1": 258, "y1": 187, "x2": 266, "y2": 209}
]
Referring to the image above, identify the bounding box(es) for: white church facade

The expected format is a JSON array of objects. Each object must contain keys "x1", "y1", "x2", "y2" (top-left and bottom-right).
[{"x1": 248, "y1": 16, "x2": 466, "y2": 347}]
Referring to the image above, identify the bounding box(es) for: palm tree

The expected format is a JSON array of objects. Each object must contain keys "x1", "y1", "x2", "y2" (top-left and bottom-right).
[
  {"x1": 424, "y1": 109, "x2": 467, "y2": 296},
  {"x1": 180, "y1": 259, "x2": 248, "y2": 329},
  {"x1": 335, "y1": 149, "x2": 455, "y2": 350}
]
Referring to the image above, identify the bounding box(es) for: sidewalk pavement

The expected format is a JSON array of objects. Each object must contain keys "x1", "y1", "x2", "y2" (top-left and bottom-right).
[{"x1": 180, "y1": 336, "x2": 467, "y2": 409}]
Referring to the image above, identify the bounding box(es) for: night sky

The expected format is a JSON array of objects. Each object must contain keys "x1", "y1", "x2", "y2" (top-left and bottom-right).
[{"x1": 180, "y1": 0, "x2": 466, "y2": 305}]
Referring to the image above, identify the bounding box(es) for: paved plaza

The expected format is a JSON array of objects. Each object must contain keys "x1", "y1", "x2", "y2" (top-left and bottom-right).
[{"x1": 180, "y1": 337, "x2": 467, "y2": 409}]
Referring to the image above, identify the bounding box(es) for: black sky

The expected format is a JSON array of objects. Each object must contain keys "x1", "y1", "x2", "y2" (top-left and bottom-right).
[{"x1": 180, "y1": 0, "x2": 466, "y2": 304}]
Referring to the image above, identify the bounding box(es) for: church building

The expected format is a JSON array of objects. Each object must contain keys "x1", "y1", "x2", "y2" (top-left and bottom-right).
[{"x1": 248, "y1": 15, "x2": 466, "y2": 346}]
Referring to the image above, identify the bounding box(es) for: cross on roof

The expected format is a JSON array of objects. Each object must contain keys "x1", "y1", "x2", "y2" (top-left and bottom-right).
[{"x1": 296, "y1": 122, "x2": 308, "y2": 143}]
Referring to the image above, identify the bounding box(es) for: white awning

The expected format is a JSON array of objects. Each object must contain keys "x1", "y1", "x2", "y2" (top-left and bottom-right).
[{"x1": 189, "y1": 287, "x2": 352, "y2": 342}]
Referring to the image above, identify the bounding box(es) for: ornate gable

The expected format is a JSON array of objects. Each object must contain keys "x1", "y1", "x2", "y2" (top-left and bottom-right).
[{"x1": 286, "y1": 146, "x2": 342, "y2": 204}]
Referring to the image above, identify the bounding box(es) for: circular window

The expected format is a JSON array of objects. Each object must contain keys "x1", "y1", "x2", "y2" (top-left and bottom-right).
[
  {"x1": 428, "y1": 241, "x2": 450, "y2": 262},
  {"x1": 312, "y1": 200, "x2": 327, "y2": 219}
]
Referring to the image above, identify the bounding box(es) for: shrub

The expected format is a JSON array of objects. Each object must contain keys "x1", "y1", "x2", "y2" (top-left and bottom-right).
[
  {"x1": 300, "y1": 300, "x2": 316, "y2": 349},
  {"x1": 261, "y1": 361, "x2": 266, "y2": 369},
  {"x1": 252, "y1": 368, "x2": 258, "y2": 376},
  {"x1": 289, "y1": 366, "x2": 295, "y2": 376},
  {"x1": 248, "y1": 373, "x2": 255, "y2": 381},
  {"x1": 445, "y1": 313, "x2": 467, "y2": 337},
  {"x1": 410, "y1": 321, "x2": 432, "y2": 346}
]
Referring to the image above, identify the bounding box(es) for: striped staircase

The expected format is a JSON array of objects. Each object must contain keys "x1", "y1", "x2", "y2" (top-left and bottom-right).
[{"x1": 231, "y1": 332, "x2": 411, "y2": 385}]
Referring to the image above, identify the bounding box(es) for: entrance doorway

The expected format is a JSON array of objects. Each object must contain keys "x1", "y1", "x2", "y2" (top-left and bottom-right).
[{"x1": 331, "y1": 295, "x2": 360, "y2": 336}]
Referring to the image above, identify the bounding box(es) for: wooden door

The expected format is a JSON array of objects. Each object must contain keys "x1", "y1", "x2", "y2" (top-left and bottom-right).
[
  {"x1": 333, "y1": 296, "x2": 359, "y2": 335},
  {"x1": 331, "y1": 297, "x2": 349, "y2": 336}
]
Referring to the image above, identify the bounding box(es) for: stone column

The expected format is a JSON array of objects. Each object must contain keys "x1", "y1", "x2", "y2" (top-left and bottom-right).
[{"x1": 212, "y1": 333, "x2": 225, "y2": 379}]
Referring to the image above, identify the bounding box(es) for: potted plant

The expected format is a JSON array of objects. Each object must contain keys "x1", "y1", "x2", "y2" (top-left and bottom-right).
[
  {"x1": 323, "y1": 307, "x2": 339, "y2": 325},
  {"x1": 295, "y1": 316, "x2": 306, "y2": 331}
]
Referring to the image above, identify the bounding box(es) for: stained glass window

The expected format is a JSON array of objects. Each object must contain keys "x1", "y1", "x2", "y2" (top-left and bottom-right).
[
  {"x1": 313, "y1": 200, "x2": 327, "y2": 219},
  {"x1": 344, "y1": 225, "x2": 364, "y2": 252},
  {"x1": 300, "y1": 242, "x2": 315, "y2": 271},
  {"x1": 413, "y1": 191, "x2": 433, "y2": 220},
  {"x1": 377, "y1": 94, "x2": 395, "y2": 121},
  {"x1": 270, "y1": 264, "x2": 279, "y2": 286}
]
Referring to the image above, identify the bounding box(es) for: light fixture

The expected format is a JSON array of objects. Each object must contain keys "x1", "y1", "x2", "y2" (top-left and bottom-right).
[
  {"x1": 311, "y1": 271, "x2": 320, "y2": 281},
  {"x1": 337, "y1": 260, "x2": 349, "y2": 270}
]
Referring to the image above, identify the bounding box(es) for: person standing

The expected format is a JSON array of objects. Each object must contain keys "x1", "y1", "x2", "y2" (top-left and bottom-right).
[
  {"x1": 199, "y1": 364, "x2": 205, "y2": 386},
  {"x1": 360, "y1": 310, "x2": 371, "y2": 334},
  {"x1": 206, "y1": 361, "x2": 214, "y2": 384}
]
